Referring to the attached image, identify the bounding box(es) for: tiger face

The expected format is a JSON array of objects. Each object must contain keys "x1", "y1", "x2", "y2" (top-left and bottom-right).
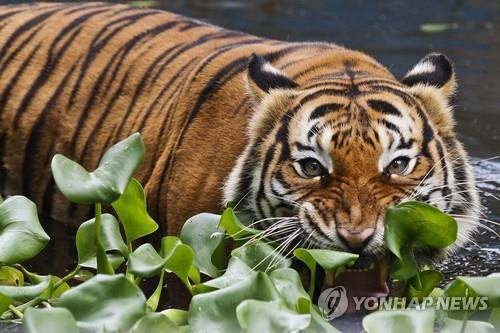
[{"x1": 224, "y1": 53, "x2": 480, "y2": 266}]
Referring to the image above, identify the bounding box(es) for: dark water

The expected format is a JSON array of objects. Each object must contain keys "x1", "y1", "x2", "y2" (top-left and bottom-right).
[{"x1": 0, "y1": 0, "x2": 498, "y2": 329}]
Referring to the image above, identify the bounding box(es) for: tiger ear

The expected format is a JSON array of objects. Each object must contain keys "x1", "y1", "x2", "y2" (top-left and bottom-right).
[
  {"x1": 246, "y1": 54, "x2": 298, "y2": 102},
  {"x1": 402, "y1": 53, "x2": 456, "y2": 98},
  {"x1": 403, "y1": 53, "x2": 457, "y2": 134}
]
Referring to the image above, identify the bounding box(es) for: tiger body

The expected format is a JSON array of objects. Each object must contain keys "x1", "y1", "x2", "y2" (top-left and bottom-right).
[{"x1": 0, "y1": 1, "x2": 479, "y2": 276}]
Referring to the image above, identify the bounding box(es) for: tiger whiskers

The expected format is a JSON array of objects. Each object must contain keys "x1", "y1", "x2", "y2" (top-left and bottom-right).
[
  {"x1": 238, "y1": 217, "x2": 300, "y2": 246},
  {"x1": 263, "y1": 229, "x2": 303, "y2": 273},
  {"x1": 249, "y1": 228, "x2": 301, "y2": 272},
  {"x1": 232, "y1": 190, "x2": 252, "y2": 212},
  {"x1": 226, "y1": 215, "x2": 295, "y2": 240}
]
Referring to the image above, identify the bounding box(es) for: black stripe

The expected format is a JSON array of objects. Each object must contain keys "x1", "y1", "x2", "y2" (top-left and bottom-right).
[
  {"x1": 0, "y1": 43, "x2": 42, "y2": 111},
  {"x1": 67, "y1": 10, "x2": 160, "y2": 109},
  {"x1": 137, "y1": 58, "x2": 198, "y2": 133},
  {"x1": 295, "y1": 142, "x2": 315, "y2": 152},
  {"x1": 397, "y1": 138, "x2": 414, "y2": 150},
  {"x1": 12, "y1": 8, "x2": 110, "y2": 128},
  {"x1": 177, "y1": 45, "x2": 305, "y2": 147},
  {"x1": 307, "y1": 124, "x2": 321, "y2": 140},
  {"x1": 35, "y1": 60, "x2": 82, "y2": 219},
  {"x1": 69, "y1": 20, "x2": 182, "y2": 160},
  {"x1": 0, "y1": 9, "x2": 24, "y2": 23},
  {"x1": 304, "y1": 210, "x2": 332, "y2": 243},
  {"x1": 435, "y1": 140, "x2": 451, "y2": 207},
  {"x1": 0, "y1": 5, "x2": 66, "y2": 65},
  {"x1": 380, "y1": 119, "x2": 402, "y2": 137},
  {"x1": 309, "y1": 103, "x2": 342, "y2": 120},
  {"x1": 100, "y1": 20, "x2": 184, "y2": 97},
  {"x1": 367, "y1": 100, "x2": 402, "y2": 117},
  {"x1": 273, "y1": 169, "x2": 291, "y2": 193}
]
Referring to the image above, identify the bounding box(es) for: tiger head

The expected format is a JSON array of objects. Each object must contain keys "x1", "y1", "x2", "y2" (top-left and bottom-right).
[{"x1": 224, "y1": 52, "x2": 480, "y2": 292}]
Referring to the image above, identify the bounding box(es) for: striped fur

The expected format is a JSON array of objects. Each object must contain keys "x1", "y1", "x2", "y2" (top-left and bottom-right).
[{"x1": 0, "y1": 3, "x2": 479, "y2": 259}]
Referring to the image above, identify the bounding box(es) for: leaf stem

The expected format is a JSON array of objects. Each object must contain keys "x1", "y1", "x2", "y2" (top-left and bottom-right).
[
  {"x1": 55, "y1": 267, "x2": 80, "y2": 289},
  {"x1": 5, "y1": 266, "x2": 81, "y2": 318},
  {"x1": 307, "y1": 264, "x2": 316, "y2": 298},
  {"x1": 95, "y1": 203, "x2": 115, "y2": 275},
  {"x1": 184, "y1": 279, "x2": 194, "y2": 296},
  {"x1": 125, "y1": 240, "x2": 136, "y2": 283},
  {"x1": 8, "y1": 305, "x2": 23, "y2": 319}
]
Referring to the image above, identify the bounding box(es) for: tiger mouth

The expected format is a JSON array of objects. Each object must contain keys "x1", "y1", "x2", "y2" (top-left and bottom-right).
[{"x1": 323, "y1": 254, "x2": 392, "y2": 313}]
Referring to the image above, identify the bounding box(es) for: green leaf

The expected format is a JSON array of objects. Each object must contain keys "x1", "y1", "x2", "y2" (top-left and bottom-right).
[
  {"x1": 111, "y1": 178, "x2": 158, "y2": 243},
  {"x1": 269, "y1": 268, "x2": 311, "y2": 313},
  {"x1": 24, "y1": 307, "x2": 79, "y2": 333},
  {"x1": 384, "y1": 201, "x2": 457, "y2": 280},
  {"x1": 128, "y1": 237, "x2": 197, "y2": 290},
  {"x1": 489, "y1": 308, "x2": 500, "y2": 332},
  {"x1": 161, "y1": 309, "x2": 189, "y2": 326},
  {"x1": 22, "y1": 271, "x2": 71, "y2": 298},
  {"x1": 444, "y1": 275, "x2": 500, "y2": 308},
  {"x1": 441, "y1": 316, "x2": 495, "y2": 333},
  {"x1": 302, "y1": 307, "x2": 343, "y2": 333},
  {"x1": 146, "y1": 270, "x2": 165, "y2": 312},
  {"x1": 189, "y1": 272, "x2": 280, "y2": 333},
  {"x1": 128, "y1": 243, "x2": 166, "y2": 278},
  {"x1": 362, "y1": 309, "x2": 435, "y2": 333},
  {"x1": 130, "y1": 312, "x2": 188, "y2": 333},
  {"x1": 0, "y1": 266, "x2": 24, "y2": 286},
  {"x1": 0, "y1": 276, "x2": 52, "y2": 302},
  {"x1": 236, "y1": 299, "x2": 311, "y2": 333},
  {"x1": 0, "y1": 293, "x2": 12, "y2": 314},
  {"x1": 293, "y1": 248, "x2": 358, "y2": 296},
  {"x1": 161, "y1": 236, "x2": 197, "y2": 290},
  {"x1": 294, "y1": 249, "x2": 359, "y2": 271},
  {"x1": 57, "y1": 274, "x2": 147, "y2": 333},
  {"x1": 180, "y1": 213, "x2": 225, "y2": 277},
  {"x1": 73, "y1": 269, "x2": 94, "y2": 282},
  {"x1": 219, "y1": 207, "x2": 259, "y2": 240},
  {"x1": 76, "y1": 214, "x2": 128, "y2": 270},
  {"x1": 232, "y1": 242, "x2": 291, "y2": 272},
  {"x1": 407, "y1": 270, "x2": 444, "y2": 299},
  {"x1": 203, "y1": 257, "x2": 255, "y2": 290},
  {"x1": 0, "y1": 196, "x2": 50, "y2": 265},
  {"x1": 51, "y1": 133, "x2": 145, "y2": 204}
]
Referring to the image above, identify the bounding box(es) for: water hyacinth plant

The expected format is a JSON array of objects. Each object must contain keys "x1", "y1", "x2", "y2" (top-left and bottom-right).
[{"x1": 0, "y1": 133, "x2": 496, "y2": 333}]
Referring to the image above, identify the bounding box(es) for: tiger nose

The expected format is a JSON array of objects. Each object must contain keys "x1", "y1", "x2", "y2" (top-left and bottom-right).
[{"x1": 336, "y1": 227, "x2": 375, "y2": 252}]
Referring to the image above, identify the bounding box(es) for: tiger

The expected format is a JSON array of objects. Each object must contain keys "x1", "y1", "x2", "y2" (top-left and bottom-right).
[{"x1": 0, "y1": 2, "x2": 480, "y2": 297}]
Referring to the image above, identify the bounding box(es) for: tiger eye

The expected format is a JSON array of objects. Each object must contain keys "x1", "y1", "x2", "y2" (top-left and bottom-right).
[
  {"x1": 387, "y1": 157, "x2": 410, "y2": 175},
  {"x1": 299, "y1": 158, "x2": 325, "y2": 178}
]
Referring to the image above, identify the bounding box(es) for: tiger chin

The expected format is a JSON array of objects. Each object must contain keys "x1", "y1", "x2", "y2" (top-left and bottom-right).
[{"x1": 223, "y1": 53, "x2": 480, "y2": 298}]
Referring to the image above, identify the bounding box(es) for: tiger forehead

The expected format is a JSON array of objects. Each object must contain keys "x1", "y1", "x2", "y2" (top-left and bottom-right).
[
  {"x1": 284, "y1": 88, "x2": 423, "y2": 157},
  {"x1": 288, "y1": 93, "x2": 420, "y2": 135}
]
